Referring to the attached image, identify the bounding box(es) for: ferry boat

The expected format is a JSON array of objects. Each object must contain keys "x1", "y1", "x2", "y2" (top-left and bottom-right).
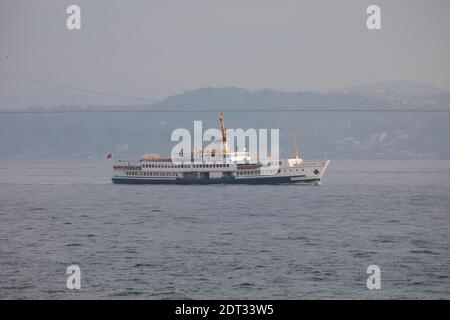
[{"x1": 112, "y1": 113, "x2": 330, "y2": 185}]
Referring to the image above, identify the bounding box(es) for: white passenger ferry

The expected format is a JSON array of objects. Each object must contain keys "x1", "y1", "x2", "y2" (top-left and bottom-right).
[{"x1": 112, "y1": 114, "x2": 329, "y2": 185}]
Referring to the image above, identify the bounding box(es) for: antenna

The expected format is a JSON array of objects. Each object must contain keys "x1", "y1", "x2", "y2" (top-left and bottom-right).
[
  {"x1": 291, "y1": 129, "x2": 300, "y2": 159},
  {"x1": 219, "y1": 112, "x2": 228, "y2": 154}
]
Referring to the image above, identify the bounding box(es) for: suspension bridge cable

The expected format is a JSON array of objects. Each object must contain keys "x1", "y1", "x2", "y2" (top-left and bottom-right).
[{"x1": 0, "y1": 71, "x2": 162, "y2": 103}]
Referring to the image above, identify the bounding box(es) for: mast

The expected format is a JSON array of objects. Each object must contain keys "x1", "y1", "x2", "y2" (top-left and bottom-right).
[
  {"x1": 219, "y1": 112, "x2": 228, "y2": 154},
  {"x1": 291, "y1": 128, "x2": 300, "y2": 159}
]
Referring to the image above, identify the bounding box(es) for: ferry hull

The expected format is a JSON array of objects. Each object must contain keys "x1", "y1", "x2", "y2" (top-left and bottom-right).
[{"x1": 111, "y1": 176, "x2": 321, "y2": 185}]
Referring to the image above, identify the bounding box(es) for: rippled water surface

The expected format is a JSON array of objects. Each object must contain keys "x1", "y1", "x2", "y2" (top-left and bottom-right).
[{"x1": 0, "y1": 159, "x2": 449, "y2": 299}]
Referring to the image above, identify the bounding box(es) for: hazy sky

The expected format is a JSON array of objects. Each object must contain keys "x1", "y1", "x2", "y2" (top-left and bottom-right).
[{"x1": 1, "y1": 0, "x2": 449, "y2": 109}]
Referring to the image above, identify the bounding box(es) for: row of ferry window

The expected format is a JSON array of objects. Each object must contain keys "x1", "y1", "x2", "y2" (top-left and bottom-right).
[
  {"x1": 127, "y1": 171, "x2": 177, "y2": 177},
  {"x1": 237, "y1": 171, "x2": 255, "y2": 175},
  {"x1": 142, "y1": 163, "x2": 230, "y2": 168}
]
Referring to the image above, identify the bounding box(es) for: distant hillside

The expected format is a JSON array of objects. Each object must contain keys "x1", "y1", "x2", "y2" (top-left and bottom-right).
[
  {"x1": 154, "y1": 82, "x2": 450, "y2": 109},
  {"x1": 158, "y1": 87, "x2": 380, "y2": 108},
  {"x1": 2, "y1": 81, "x2": 450, "y2": 160},
  {"x1": 335, "y1": 81, "x2": 444, "y2": 96},
  {"x1": 21, "y1": 81, "x2": 450, "y2": 113}
]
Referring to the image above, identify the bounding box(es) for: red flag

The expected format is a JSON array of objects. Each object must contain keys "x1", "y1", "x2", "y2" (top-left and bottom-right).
[{"x1": 106, "y1": 152, "x2": 113, "y2": 160}]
